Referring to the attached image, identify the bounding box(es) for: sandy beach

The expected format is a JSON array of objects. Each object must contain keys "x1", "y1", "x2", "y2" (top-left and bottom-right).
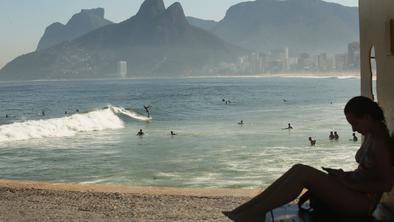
[{"x1": 0, "y1": 179, "x2": 261, "y2": 221}]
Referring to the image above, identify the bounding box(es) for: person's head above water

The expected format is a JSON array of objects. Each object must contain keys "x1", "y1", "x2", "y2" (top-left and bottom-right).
[{"x1": 344, "y1": 96, "x2": 386, "y2": 135}]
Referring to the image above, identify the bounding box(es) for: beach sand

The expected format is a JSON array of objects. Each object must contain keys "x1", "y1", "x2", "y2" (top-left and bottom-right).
[{"x1": 0, "y1": 179, "x2": 261, "y2": 221}]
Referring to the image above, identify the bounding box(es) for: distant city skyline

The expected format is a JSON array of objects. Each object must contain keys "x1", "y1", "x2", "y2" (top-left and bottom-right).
[{"x1": 0, "y1": 0, "x2": 358, "y2": 69}]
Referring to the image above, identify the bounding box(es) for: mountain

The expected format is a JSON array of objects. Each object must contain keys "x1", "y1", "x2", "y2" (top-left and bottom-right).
[
  {"x1": 186, "y1": 16, "x2": 217, "y2": 31},
  {"x1": 36, "y1": 8, "x2": 113, "y2": 51},
  {"x1": 212, "y1": 0, "x2": 359, "y2": 55},
  {"x1": 0, "y1": 0, "x2": 247, "y2": 81}
]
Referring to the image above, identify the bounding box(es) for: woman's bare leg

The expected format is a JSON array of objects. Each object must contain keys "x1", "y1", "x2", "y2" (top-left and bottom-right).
[
  {"x1": 230, "y1": 164, "x2": 371, "y2": 222},
  {"x1": 228, "y1": 164, "x2": 298, "y2": 215}
]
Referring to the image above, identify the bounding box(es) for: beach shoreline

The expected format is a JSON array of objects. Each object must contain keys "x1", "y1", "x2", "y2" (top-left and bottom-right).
[{"x1": 0, "y1": 179, "x2": 260, "y2": 221}]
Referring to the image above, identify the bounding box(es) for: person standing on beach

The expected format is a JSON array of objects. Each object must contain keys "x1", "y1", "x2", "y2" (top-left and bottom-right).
[{"x1": 223, "y1": 96, "x2": 393, "y2": 222}]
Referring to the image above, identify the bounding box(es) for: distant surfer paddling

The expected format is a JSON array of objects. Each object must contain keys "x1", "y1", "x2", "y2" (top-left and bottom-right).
[
  {"x1": 282, "y1": 123, "x2": 293, "y2": 130},
  {"x1": 144, "y1": 105, "x2": 151, "y2": 117}
]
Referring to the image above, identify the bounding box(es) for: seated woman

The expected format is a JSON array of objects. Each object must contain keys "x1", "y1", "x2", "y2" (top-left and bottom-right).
[{"x1": 224, "y1": 96, "x2": 393, "y2": 222}]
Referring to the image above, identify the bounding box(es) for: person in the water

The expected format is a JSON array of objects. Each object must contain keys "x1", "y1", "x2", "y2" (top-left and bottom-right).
[
  {"x1": 352, "y1": 132, "x2": 358, "y2": 142},
  {"x1": 334, "y1": 131, "x2": 339, "y2": 140},
  {"x1": 144, "y1": 105, "x2": 151, "y2": 117},
  {"x1": 137, "y1": 129, "x2": 144, "y2": 136},
  {"x1": 329, "y1": 131, "x2": 335, "y2": 140},
  {"x1": 308, "y1": 137, "x2": 316, "y2": 146},
  {"x1": 283, "y1": 123, "x2": 293, "y2": 130}
]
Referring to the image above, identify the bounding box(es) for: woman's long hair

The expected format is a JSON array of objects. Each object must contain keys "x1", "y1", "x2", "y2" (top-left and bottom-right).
[
  {"x1": 345, "y1": 96, "x2": 393, "y2": 164},
  {"x1": 344, "y1": 96, "x2": 385, "y2": 122}
]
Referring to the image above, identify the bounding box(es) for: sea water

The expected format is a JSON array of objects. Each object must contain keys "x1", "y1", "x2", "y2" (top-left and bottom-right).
[{"x1": 0, "y1": 76, "x2": 361, "y2": 188}]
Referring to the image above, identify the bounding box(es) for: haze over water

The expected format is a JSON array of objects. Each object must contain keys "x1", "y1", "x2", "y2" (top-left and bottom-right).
[{"x1": 0, "y1": 76, "x2": 360, "y2": 188}]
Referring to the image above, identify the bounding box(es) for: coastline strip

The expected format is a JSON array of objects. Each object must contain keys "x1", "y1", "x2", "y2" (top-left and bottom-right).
[{"x1": 0, "y1": 179, "x2": 260, "y2": 197}]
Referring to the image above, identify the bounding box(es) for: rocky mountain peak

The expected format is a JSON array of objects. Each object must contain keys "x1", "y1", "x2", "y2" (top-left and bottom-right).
[
  {"x1": 162, "y1": 2, "x2": 188, "y2": 26},
  {"x1": 136, "y1": 0, "x2": 166, "y2": 19}
]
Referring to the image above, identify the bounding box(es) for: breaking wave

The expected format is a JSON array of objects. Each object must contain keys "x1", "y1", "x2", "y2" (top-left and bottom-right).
[{"x1": 0, "y1": 105, "x2": 150, "y2": 142}]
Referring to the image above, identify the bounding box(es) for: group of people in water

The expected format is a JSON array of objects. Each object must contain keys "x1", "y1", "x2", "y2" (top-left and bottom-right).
[
  {"x1": 224, "y1": 96, "x2": 394, "y2": 221},
  {"x1": 136, "y1": 129, "x2": 176, "y2": 137},
  {"x1": 138, "y1": 105, "x2": 177, "y2": 137},
  {"x1": 222, "y1": 98, "x2": 232, "y2": 104},
  {"x1": 308, "y1": 131, "x2": 359, "y2": 146},
  {"x1": 3, "y1": 109, "x2": 81, "y2": 119},
  {"x1": 329, "y1": 131, "x2": 340, "y2": 140}
]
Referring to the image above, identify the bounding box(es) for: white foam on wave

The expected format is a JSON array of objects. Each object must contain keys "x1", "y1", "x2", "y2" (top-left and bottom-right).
[
  {"x1": 0, "y1": 105, "x2": 148, "y2": 142},
  {"x1": 109, "y1": 105, "x2": 152, "y2": 121}
]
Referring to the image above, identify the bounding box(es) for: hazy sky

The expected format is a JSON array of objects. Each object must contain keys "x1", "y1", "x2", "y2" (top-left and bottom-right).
[{"x1": 0, "y1": 0, "x2": 358, "y2": 69}]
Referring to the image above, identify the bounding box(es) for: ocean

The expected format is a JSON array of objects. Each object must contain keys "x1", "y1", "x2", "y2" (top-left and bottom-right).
[{"x1": 0, "y1": 76, "x2": 361, "y2": 188}]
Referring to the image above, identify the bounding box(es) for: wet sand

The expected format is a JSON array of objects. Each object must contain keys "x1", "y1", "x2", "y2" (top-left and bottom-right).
[{"x1": 0, "y1": 179, "x2": 261, "y2": 221}]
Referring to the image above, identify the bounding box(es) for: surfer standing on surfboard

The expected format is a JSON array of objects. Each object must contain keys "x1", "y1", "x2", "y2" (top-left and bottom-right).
[{"x1": 143, "y1": 105, "x2": 151, "y2": 117}]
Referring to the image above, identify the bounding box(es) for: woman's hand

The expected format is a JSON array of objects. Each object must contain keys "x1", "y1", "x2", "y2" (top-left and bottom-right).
[{"x1": 322, "y1": 167, "x2": 345, "y2": 178}]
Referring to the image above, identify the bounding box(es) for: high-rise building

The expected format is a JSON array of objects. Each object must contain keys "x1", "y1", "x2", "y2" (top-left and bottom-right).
[
  {"x1": 117, "y1": 61, "x2": 127, "y2": 78},
  {"x1": 335, "y1": 53, "x2": 347, "y2": 71},
  {"x1": 317, "y1": 53, "x2": 334, "y2": 71},
  {"x1": 347, "y1": 42, "x2": 360, "y2": 69}
]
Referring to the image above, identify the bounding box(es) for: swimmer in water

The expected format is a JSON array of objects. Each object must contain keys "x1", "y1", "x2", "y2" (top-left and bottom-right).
[
  {"x1": 334, "y1": 131, "x2": 339, "y2": 140},
  {"x1": 352, "y1": 133, "x2": 358, "y2": 142},
  {"x1": 137, "y1": 129, "x2": 144, "y2": 136},
  {"x1": 329, "y1": 131, "x2": 335, "y2": 140},
  {"x1": 308, "y1": 137, "x2": 316, "y2": 146}
]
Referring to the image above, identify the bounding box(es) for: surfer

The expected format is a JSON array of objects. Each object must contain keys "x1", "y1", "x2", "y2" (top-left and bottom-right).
[
  {"x1": 171, "y1": 131, "x2": 176, "y2": 136},
  {"x1": 137, "y1": 129, "x2": 144, "y2": 136},
  {"x1": 282, "y1": 123, "x2": 293, "y2": 130},
  {"x1": 238, "y1": 120, "x2": 244, "y2": 125},
  {"x1": 144, "y1": 105, "x2": 151, "y2": 117}
]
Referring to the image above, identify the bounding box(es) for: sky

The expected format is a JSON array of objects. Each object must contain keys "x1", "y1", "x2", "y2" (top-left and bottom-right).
[{"x1": 0, "y1": 0, "x2": 358, "y2": 69}]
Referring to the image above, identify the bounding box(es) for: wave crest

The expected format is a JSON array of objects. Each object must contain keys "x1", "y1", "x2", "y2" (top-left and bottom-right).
[{"x1": 0, "y1": 106, "x2": 149, "y2": 142}]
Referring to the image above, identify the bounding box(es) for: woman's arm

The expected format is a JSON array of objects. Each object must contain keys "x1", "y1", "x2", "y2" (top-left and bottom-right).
[{"x1": 342, "y1": 140, "x2": 393, "y2": 193}]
